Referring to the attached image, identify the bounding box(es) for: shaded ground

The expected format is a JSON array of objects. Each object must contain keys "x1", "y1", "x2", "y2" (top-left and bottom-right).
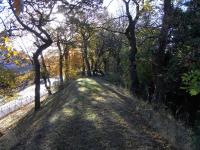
[
  {"x1": 0, "y1": 78, "x2": 176, "y2": 150},
  {"x1": 0, "y1": 95, "x2": 48, "y2": 135}
]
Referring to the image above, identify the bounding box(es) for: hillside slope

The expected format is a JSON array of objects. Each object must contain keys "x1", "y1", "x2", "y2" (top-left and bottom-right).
[{"x1": 0, "y1": 78, "x2": 191, "y2": 150}]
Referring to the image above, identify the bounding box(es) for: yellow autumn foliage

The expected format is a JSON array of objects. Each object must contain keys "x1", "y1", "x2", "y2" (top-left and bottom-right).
[{"x1": 0, "y1": 36, "x2": 21, "y2": 65}]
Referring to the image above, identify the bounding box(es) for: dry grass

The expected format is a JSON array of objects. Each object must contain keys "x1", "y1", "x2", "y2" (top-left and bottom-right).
[
  {"x1": 0, "y1": 103, "x2": 34, "y2": 135},
  {"x1": 0, "y1": 78, "x2": 192, "y2": 150},
  {"x1": 0, "y1": 95, "x2": 48, "y2": 136}
]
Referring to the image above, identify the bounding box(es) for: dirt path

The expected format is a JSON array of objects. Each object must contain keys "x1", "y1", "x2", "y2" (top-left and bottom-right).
[{"x1": 0, "y1": 78, "x2": 175, "y2": 150}]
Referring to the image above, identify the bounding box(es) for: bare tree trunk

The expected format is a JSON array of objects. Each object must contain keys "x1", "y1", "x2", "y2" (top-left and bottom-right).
[
  {"x1": 33, "y1": 55, "x2": 41, "y2": 111},
  {"x1": 123, "y1": 0, "x2": 142, "y2": 96},
  {"x1": 41, "y1": 54, "x2": 52, "y2": 95},
  {"x1": 153, "y1": 0, "x2": 172, "y2": 103},
  {"x1": 84, "y1": 51, "x2": 91, "y2": 76},
  {"x1": 82, "y1": 38, "x2": 91, "y2": 77},
  {"x1": 125, "y1": 23, "x2": 139, "y2": 96},
  {"x1": 91, "y1": 57, "x2": 94, "y2": 74},
  {"x1": 59, "y1": 54, "x2": 64, "y2": 85},
  {"x1": 33, "y1": 41, "x2": 52, "y2": 111},
  {"x1": 82, "y1": 55, "x2": 86, "y2": 76},
  {"x1": 116, "y1": 52, "x2": 121, "y2": 73},
  {"x1": 85, "y1": 58, "x2": 91, "y2": 76},
  {"x1": 57, "y1": 40, "x2": 64, "y2": 86},
  {"x1": 64, "y1": 50, "x2": 69, "y2": 80},
  {"x1": 64, "y1": 46, "x2": 69, "y2": 81},
  {"x1": 93, "y1": 61, "x2": 98, "y2": 76},
  {"x1": 103, "y1": 59, "x2": 109, "y2": 75}
]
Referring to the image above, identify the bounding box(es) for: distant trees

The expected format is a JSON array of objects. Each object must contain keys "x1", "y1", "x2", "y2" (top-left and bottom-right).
[
  {"x1": 74, "y1": 16, "x2": 94, "y2": 76},
  {"x1": 91, "y1": 29, "x2": 123, "y2": 76},
  {"x1": 54, "y1": 0, "x2": 103, "y2": 82},
  {"x1": 56, "y1": 32, "x2": 65, "y2": 86},
  {"x1": 56, "y1": 27, "x2": 75, "y2": 86},
  {"x1": 57, "y1": 0, "x2": 103, "y2": 77}
]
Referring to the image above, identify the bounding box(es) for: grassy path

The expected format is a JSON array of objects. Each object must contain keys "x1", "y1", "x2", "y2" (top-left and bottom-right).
[{"x1": 0, "y1": 78, "x2": 175, "y2": 150}]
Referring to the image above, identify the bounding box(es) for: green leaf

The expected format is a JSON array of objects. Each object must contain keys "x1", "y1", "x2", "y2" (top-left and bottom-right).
[{"x1": 190, "y1": 89, "x2": 198, "y2": 96}]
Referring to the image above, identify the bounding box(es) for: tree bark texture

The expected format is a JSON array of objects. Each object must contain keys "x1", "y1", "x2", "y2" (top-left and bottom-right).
[
  {"x1": 33, "y1": 40, "x2": 52, "y2": 111},
  {"x1": 153, "y1": 0, "x2": 172, "y2": 103}
]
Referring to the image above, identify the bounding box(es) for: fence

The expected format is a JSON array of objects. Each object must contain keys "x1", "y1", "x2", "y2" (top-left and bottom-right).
[
  {"x1": 0, "y1": 93, "x2": 47, "y2": 119},
  {"x1": 0, "y1": 78, "x2": 59, "y2": 119}
]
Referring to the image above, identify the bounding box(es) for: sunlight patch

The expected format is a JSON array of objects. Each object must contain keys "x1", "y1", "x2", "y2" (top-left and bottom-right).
[
  {"x1": 78, "y1": 87, "x2": 88, "y2": 92},
  {"x1": 101, "y1": 92, "x2": 120, "y2": 100},
  {"x1": 77, "y1": 78, "x2": 102, "y2": 93},
  {"x1": 77, "y1": 78, "x2": 99, "y2": 86},
  {"x1": 95, "y1": 96, "x2": 105, "y2": 102},
  {"x1": 91, "y1": 95, "x2": 106, "y2": 102},
  {"x1": 85, "y1": 109, "x2": 97, "y2": 121},
  {"x1": 110, "y1": 111, "x2": 129, "y2": 127},
  {"x1": 62, "y1": 108, "x2": 74, "y2": 117},
  {"x1": 85, "y1": 113, "x2": 97, "y2": 121},
  {"x1": 49, "y1": 114, "x2": 60, "y2": 123},
  {"x1": 84, "y1": 108, "x2": 102, "y2": 128}
]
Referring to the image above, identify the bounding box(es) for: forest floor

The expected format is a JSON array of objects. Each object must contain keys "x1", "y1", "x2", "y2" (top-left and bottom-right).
[{"x1": 0, "y1": 78, "x2": 182, "y2": 149}]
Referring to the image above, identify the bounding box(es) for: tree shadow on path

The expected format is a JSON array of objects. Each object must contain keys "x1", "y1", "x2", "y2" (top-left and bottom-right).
[{"x1": 0, "y1": 78, "x2": 175, "y2": 150}]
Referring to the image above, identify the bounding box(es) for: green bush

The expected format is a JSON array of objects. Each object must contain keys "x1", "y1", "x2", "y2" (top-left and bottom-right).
[
  {"x1": 181, "y1": 70, "x2": 200, "y2": 96},
  {"x1": 0, "y1": 65, "x2": 16, "y2": 95}
]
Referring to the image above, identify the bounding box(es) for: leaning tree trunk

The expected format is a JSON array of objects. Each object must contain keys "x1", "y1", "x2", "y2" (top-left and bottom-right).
[{"x1": 33, "y1": 41, "x2": 52, "y2": 111}]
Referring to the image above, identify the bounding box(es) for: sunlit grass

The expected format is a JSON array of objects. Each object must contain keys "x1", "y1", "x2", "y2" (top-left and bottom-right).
[
  {"x1": 49, "y1": 114, "x2": 60, "y2": 123},
  {"x1": 84, "y1": 108, "x2": 102, "y2": 129},
  {"x1": 62, "y1": 108, "x2": 74, "y2": 117},
  {"x1": 77, "y1": 78, "x2": 103, "y2": 93},
  {"x1": 110, "y1": 111, "x2": 129, "y2": 128},
  {"x1": 49, "y1": 108, "x2": 74, "y2": 123},
  {"x1": 85, "y1": 111, "x2": 97, "y2": 121},
  {"x1": 92, "y1": 95, "x2": 105, "y2": 102},
  {"x1": 78, "y1": 87, "x2": 88, "y2": 92}
]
